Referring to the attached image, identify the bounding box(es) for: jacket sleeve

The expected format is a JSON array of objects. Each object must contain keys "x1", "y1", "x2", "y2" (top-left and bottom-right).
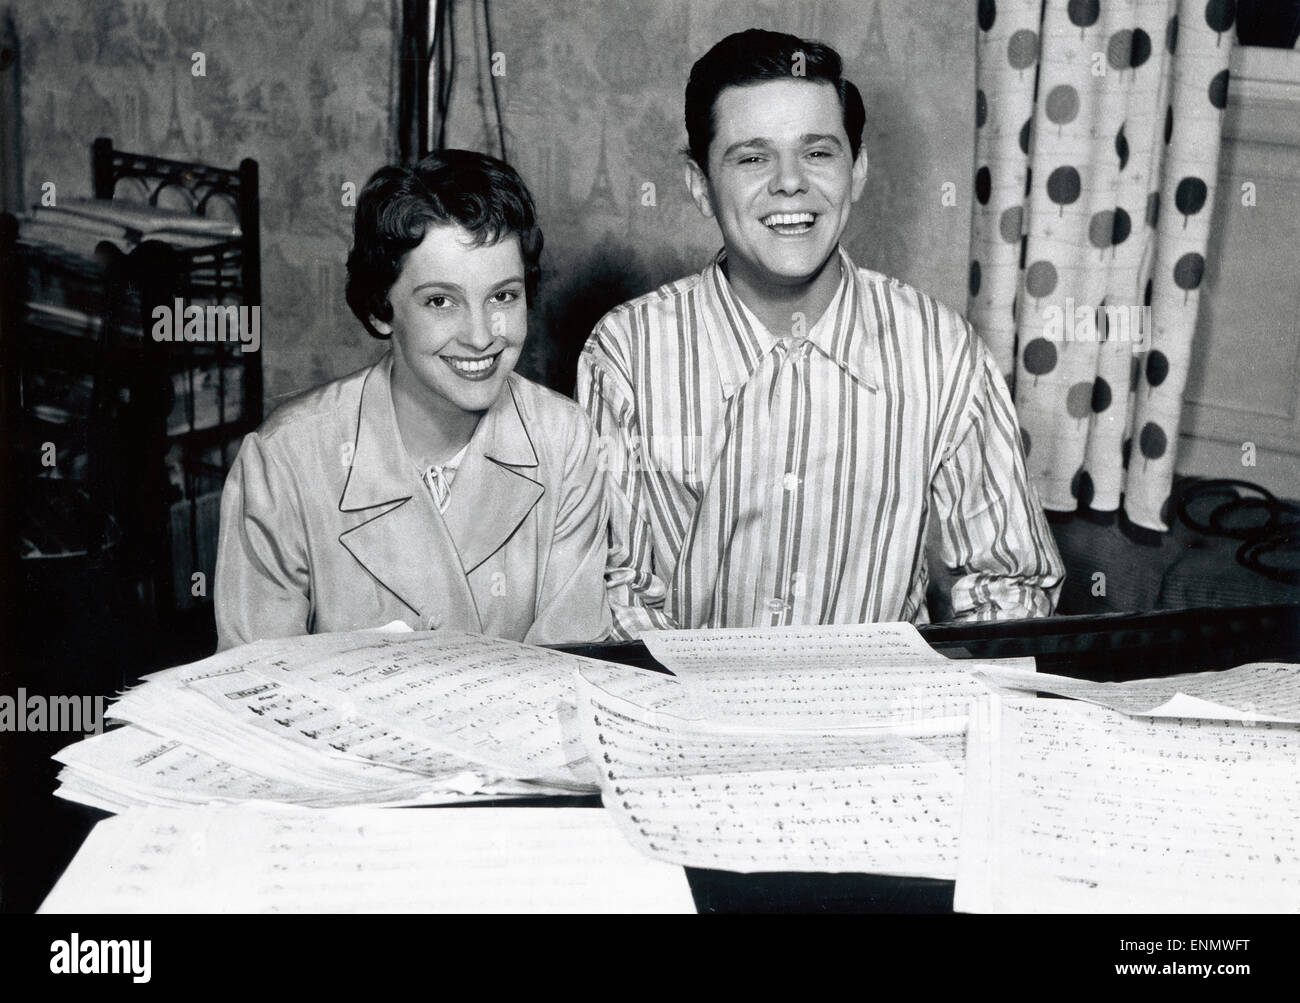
[
  {"x1": 931, "y1": 344, "x2": 1065, "y2": 621},
  {"x1": 575, "y1": 328, "x2": 679, "y2": 639},
  {"x1": 214, "y1": 431, "x2": 313, "y2": 650},
  {"x1": 525, "y1": 405, "x2": 614, "y2": 645}
]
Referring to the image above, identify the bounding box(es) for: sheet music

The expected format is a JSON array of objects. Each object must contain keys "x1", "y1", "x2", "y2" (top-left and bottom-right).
[
  {"x1": 38, "y1": 806, "x2": 695, "y2": 914},
  {"x1": 642, "y1": 622, "x2": 997, "y2": 729},
  {"x1": 576, "y1": 667, "x2": 964, "y2": 878},
  {"x1": 955, "y1": 698, "x2": 1300, "y2": 913},
  {"x1": 975, "y1": 661, "x2": 1300, "y2": 723},
  {"x1": 241, "y1": 630, "x2": 617, "y2": 787},
  {"x1": 52, "y1": 725, "x2": 552, "y2": 811},
  {"x1": 61, "y1": 628, "x2": 675, "y2": 810}
]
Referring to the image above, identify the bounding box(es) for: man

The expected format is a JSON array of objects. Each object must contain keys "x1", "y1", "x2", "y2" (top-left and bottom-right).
[{"x1": 576, "y1": 29, "x2": 1064, "y2": 637}]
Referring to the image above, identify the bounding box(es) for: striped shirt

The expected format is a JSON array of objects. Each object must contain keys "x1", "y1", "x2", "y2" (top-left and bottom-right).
[{"x1": 575, "y1": 247, "x2": 1064, "y2": 638}]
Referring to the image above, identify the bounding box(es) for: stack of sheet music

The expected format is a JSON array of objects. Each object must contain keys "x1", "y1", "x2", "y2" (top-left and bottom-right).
[
  {"x1": 577, "y1": 622, "x2": 1031, "y2": 879},
  {"x1": 954, "y1": 662, "x2": 1300, "y2": 913},
  {"x1": 54, "y1": 626, "x2": 678, "y2": 811},
  {"x1": 50, "y1": 620, "x2": 1300, "y2": 912},
  {"x1": 574, "y1": 629, "x2": 1300, "y2": 912}
]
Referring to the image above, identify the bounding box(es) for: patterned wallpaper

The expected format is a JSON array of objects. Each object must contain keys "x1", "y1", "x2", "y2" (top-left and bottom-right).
[
  {"x1": 17, "y1": 0, "x2": 976, "y2": 408},
  {"x1": 445, "y1": 0, "x2": 979, "y2": 393},
  {"x1": 16, "y1": 0, "x2": 397, "y2": 411}
]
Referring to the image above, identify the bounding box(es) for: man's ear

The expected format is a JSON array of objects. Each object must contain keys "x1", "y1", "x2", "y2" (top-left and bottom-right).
[
  {"x1": 683, "y1": 157, "x2": 715, "y2": 220},
  {"x1": 849, "y1": 146, "x2": 869, "y2": 203}
]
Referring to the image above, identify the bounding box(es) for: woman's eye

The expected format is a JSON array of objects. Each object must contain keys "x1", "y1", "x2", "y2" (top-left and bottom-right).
[
  {"x1": 491, "y1": 289, "x2": 520, "y2": 304},
  {"x1": 425, "y1": 295, "x2": 450, "y2": 308}
]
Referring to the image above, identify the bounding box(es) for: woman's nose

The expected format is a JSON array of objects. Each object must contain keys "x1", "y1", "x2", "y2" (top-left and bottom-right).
[{"x1": 460, "y1": 311, "x2": 495, "y2": 351}]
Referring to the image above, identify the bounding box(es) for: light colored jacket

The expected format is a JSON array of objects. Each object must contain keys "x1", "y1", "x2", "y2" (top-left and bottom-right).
[{"x1": 214, "y1": 354, "x2": 611, "y2": 650}]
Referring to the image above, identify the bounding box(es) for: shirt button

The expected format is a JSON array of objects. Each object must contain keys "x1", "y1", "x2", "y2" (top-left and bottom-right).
[
  {"x1": 765, "y1": 598, "x2": 790, "y2": 613},
  {"x1": 782, "y1": 472, "x2": 800, "y2": 492}
]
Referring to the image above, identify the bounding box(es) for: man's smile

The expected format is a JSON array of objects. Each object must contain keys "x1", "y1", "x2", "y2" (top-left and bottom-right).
[{"x1": 760, "y1": 211, "x2": 818, "y2": 235}]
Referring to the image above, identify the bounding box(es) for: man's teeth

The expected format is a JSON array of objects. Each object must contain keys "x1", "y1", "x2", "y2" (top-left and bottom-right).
[
  {"x1": 762, "y1": 212, "x2": 816, "y2": 227},
  {"x1": 444, "y1": 355, "x2": 497, "y2": 374}
]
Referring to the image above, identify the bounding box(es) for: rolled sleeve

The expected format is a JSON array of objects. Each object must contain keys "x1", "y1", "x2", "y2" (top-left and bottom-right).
[{"x1": 931, "y1": 348, "x2": 1065, "y2": 622}]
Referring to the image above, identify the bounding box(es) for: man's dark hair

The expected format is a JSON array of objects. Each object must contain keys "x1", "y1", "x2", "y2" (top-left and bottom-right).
[
  {"x1": 345, "y1": 149, "x2": 543, "y2": 340},
  {"x1": 684, "y1": 28, "x2": 866, "y2": 170}
]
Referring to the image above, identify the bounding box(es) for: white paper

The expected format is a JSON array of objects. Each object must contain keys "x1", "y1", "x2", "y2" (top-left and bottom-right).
[
  {"x1": 576, "y1": 667, "x2": 964, "y2": 878},
  {"x1": 955, "y1": 698, "x2": 1300, "y2": 913},
  {"x1": 976, "y1": 661, "x2": 1300, "y2": 724},
  {"x1": 643, "y1": 622, "x2": 998, "y2": 729},
  {"x1": 39, "y1": 806, "x2": 695, "y2": 914}
]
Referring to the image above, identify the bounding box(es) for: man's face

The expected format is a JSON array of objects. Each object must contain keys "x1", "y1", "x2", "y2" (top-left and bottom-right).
[
  {"x1": 373, "y1": 224, "x2": 527, "y2": 416},
  {"x1": 687, "y1": 78, "x2": 867, "y2": 291}
]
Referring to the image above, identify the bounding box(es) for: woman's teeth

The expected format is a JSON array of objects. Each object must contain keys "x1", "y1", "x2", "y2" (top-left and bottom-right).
[
  {"x1": 442, "y1": 354, "x2": 499, "y2": 379},
  {"x1": 762, "y1": 212, "x2": 816, "y2": 234}
]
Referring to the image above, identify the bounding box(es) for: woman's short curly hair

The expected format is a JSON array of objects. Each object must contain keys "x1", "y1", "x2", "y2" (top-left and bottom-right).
[{"x1": 345, "y1": 149, "x2": 544, "y2": 340}]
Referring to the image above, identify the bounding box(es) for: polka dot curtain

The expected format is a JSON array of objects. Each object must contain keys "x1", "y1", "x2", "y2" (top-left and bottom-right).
[{"x1": 968, "y1": 0, "x2": 1234, "y2": 532}]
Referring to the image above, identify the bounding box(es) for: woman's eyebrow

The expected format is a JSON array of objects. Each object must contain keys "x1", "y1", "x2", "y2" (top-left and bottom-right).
[{"x1": 411, "y1": 280, "x2": 463, "y2": 295}]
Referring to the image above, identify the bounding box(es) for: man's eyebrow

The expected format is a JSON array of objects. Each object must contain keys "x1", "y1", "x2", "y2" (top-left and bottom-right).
[
  {"x1": 721, "y1": 134, "x2": 845, "y2": 159},
  {"x1": 721, "y1": 137, "x2": 775, "y2": 159},
  {"x1": 801, "y1": 133, "x2": 844, "y2": 148}
]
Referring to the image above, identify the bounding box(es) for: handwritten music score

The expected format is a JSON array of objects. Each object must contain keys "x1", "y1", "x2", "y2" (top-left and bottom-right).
[
  {"x1": 53, "y1": 726, "x2": 541, "y2": 812},
  {"x1": 955, "y1": 698, "x2": 1300, "y2": 913},
  {"x1": 38, "y1": 806, "x2": 695, "y2": 914},
  {"x1": 576, "y1": 667, "x2": 965, "y2": 878},
  {"x1": 58, "y1": 627, "x2": 677, "y2": 811},
  {"x1": 643, "y1": 622, "x2": 1016, "y2": 729},
  {"x1": 975, "y1": 661, "x2": 1300, "y2": 724}
]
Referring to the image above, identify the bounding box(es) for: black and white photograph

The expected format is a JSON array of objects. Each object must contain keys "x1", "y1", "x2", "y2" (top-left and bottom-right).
[{"x1": 0, "y1": 0, "x2": 1298, "y2": 975}]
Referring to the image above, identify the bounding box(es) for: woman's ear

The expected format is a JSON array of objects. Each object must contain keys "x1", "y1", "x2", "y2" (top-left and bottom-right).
[{"x1": 369, "y1": 315, "x2": 393, "y2": 337}]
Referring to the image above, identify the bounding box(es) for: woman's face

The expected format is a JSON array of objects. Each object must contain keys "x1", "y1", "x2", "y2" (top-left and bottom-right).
[{"x1": 373, "y1": 223, "x2": 528, "y2": 417}]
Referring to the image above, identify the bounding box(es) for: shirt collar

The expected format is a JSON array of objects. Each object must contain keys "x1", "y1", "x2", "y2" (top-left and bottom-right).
[
  {"x1": 340, "y1": 353, "x2": 537, "y2": 513},
  {"x1": 700, "y1": 245, "x2": 880, "y2": 398}
]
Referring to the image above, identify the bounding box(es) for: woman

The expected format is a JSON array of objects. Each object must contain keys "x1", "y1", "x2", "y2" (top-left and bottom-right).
[{"x1": 214, "y1": 150, "x2": 611, "y2": 649}]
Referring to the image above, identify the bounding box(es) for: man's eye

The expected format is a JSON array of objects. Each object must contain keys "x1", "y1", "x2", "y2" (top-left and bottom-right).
[
  {"x1": 808, "y1": 150, "x2": 833, "y2": 159},
  {"x1": 738, "y1": 155, "x2": 765, "y2": 165}
]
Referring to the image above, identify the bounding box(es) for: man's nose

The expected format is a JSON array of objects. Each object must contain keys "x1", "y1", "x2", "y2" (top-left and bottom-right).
[{"x1": 768, "y1": 152, "x2": 809, "y2": 196}]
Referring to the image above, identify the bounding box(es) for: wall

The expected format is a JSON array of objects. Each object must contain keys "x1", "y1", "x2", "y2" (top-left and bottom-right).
[
  {"x1": 1179, "y1": 44, "x2": 1300, "y2": 500},
  {"x1": 15, "y1": 0, "x2": 977, "y2": 406},
  {"x1": 15, "y1": 0, "x2": 397, "y2": 412},
  {"x1": 443, "y1": 0, "x2": 978, "y2": 393}
]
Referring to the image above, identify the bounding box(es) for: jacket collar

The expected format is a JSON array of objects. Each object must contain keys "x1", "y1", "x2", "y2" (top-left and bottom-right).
[
  {"x1": 336, "y1": 356, "x2": 544, "y2": 620},
  {"x1": 700, "y1": 245, "x2": 881, "y2": 398}
]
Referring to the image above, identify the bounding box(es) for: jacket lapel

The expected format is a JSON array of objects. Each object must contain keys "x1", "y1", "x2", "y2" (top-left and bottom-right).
[
  {"x1": 442, "y1": 376, "x2": 545, "y2": 575},
  {"x1": 336, "y1": 357, "x2": 480, "y2": 628}
]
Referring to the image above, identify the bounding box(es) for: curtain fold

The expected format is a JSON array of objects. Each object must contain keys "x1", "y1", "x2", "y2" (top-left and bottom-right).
[{"x1": 968, "y1": 0, "x2": 1235, "y2": 532}]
